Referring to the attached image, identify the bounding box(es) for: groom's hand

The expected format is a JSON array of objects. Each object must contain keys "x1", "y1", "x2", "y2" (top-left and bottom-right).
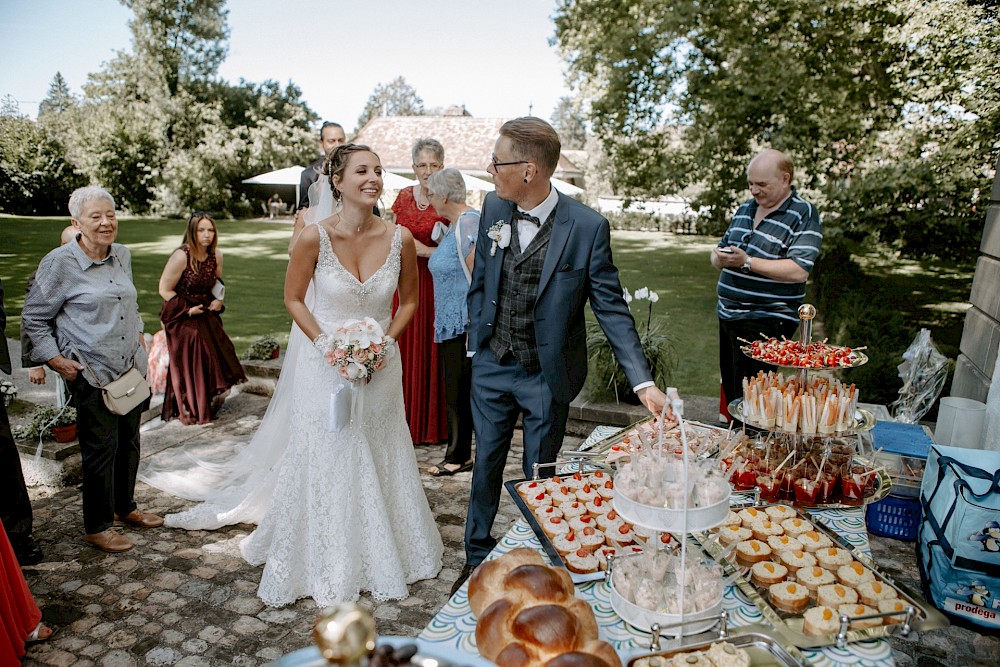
[{"x1": 637, "y1": 386, "x2": 680, "y2": 424}]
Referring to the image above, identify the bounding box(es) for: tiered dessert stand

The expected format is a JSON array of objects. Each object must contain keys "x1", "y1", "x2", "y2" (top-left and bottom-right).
[
  {"x1": 726, "y1": 304, "x2": 888, "y2": 508},
  {"x1": 607, "y1": 397, "x2": 731, "y2": 637}
]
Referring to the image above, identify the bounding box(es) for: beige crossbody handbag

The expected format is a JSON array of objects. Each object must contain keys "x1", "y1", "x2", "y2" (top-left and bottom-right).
[{"x1": 71, "y1": 343, "x2": 151, "y2": 415}]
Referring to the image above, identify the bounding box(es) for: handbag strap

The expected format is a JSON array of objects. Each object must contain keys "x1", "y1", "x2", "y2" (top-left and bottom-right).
[
  {"x1": 68, "y1": 341, "x2": 104, "y2": 388},
  {"x1": 456, "y1": 211, "x2": 473, "y2": 284}
]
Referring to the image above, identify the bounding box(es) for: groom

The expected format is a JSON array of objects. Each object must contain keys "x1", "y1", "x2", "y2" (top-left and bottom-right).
[{"x1": 456, "y1": 117, "x2": 675, "y2": 592}]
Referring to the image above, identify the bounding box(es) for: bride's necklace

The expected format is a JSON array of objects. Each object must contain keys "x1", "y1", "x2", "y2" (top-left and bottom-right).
[
  {"x1": 340, "y1": 214, "x2": 371, "y2": 235},
  {"x1": 415, "y1": 189, "x2": 430, "y2": 211}
]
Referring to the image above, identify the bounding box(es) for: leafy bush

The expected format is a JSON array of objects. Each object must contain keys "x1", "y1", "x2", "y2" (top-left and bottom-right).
[
  {"x1": 242, "y1": 335, "x2": 280, "y2": 360},
  {"x1": 12, "y1": 405, "x2": 77, "y2": 440},
  {"x1": 603, "y1": 209, "x2": 703, "y2": 234},
  {"x1": 585, "y1": 287, "x2": 675, "y2": 403}
]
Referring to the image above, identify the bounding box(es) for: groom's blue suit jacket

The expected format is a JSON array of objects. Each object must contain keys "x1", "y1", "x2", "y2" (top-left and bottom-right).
[{"x1": 467, "y1": 190, "x2": 652, "y2": 404}]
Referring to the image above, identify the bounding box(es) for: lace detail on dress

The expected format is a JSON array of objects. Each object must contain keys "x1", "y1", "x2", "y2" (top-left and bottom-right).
[
  {"x1": 315, "y1": 223, "x2": 403, "y2": 319},
  {"x1": 238, "y1": 222, "x2": 442, "y2": 606}
]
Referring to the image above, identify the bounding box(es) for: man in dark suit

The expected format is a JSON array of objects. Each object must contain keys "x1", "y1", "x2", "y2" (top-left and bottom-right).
[
  {"x1": 296, "y1": 121, "x2": 346, "y2": 215},
  {"x1": 455, "y1": 118, "x2": 675, "y2": 591},
  {"x1": 1, "y1": 279, "x2": 44, "y2": 565}
]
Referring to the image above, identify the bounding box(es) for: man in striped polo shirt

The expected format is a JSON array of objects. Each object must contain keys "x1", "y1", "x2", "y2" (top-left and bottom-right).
[{"x1": 711, "y1": 149, "x2": 822, "y2": 420}]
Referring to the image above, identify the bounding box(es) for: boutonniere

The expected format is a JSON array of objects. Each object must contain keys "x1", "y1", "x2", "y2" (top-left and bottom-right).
[{"x1": 487, "y1": 220, "x2": 511, "y2": 257}]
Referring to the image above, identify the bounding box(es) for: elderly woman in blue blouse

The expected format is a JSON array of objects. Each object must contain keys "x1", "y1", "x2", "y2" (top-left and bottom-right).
[
  {"x1": 22, "y1": 186, "x2": 163, "y2": 554},
  {"x1": 425, "y1": 168, "x2": 478, "y2": 476}
]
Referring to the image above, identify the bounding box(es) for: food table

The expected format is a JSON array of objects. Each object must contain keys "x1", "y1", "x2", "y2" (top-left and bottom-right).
[{"x1": 417, "y1": 426, "x2": 898, "y2": 667}]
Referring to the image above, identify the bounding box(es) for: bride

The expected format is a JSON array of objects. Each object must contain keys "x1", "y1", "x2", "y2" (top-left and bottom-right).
[{"x1": 142, "y1": 144, "x2": 443, "y2": 606}]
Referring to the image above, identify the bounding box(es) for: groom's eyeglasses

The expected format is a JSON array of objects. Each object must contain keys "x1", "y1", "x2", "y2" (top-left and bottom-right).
[{"x1": 490, "y1": 155, "x2": 529, "y2": 169}]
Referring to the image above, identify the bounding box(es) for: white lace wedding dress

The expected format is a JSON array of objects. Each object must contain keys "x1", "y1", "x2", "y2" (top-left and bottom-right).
[{"x1": 155, "y1": 224, "x2": 443, "y2": 606}]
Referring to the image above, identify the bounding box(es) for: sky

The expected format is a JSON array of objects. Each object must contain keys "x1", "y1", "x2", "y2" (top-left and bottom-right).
[{"x1": 0, "y1": 0, "x2": 575, "y2": 133}]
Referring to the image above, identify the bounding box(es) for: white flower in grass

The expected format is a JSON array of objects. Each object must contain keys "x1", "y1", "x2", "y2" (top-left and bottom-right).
[
  {"x1": 648, "y1": 291, "x2": 659, "y2": 303},
  {"x1": 634, "y1": 287, "x2": 649, "y2": 300}
]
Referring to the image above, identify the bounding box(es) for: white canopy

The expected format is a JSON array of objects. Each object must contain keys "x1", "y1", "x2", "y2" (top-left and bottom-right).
[
  {"x1": 383, "y1": 171, "x2": 419, "y2": 190},
  {"x1": 552, "y1": 177, "x2": 583, "y2": 196},
  {"x1": 461, "y1": 171, "x2": 496, "y2": 192},
  {"x1": 242, "y1": 166, "x2": 305, "y2": 186}
]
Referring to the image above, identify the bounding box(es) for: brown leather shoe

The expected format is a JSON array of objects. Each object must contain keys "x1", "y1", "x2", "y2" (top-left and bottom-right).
[
  {"x1": 84, "y1": 529, "x2": 134, "y2": 553},
  {"x1": 115, "y1": 509, "x2": 164, "y2": 528}
]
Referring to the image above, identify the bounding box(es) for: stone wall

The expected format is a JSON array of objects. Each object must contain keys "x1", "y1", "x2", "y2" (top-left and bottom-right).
[{"x1": 951, "y1": 156, "x2": 1000, "y2": 401}]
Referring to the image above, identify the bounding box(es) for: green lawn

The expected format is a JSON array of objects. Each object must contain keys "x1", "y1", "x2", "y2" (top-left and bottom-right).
[
  {"x1": 1, "y1": 216, "x2": 295, "y2": 355},
  {"x1": 1, "y1": 217, "x2": 974, "y2": 399},
  {"x1": 597, "y1": 232, "x2": 723, "y2": 396}
]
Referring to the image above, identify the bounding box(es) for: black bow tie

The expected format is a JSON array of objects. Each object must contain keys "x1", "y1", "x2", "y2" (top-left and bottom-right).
[{"x1": 512, "y1": 209, "x2": 541, "y2": 225}]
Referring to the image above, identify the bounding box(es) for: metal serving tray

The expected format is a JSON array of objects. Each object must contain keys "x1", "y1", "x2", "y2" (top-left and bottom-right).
[
  {"x1": 693, "y1": 501, "x2": 949, "y2": 648},
  {"x1": 626, "y1": 621, "x2": 806, "y2": 667},
  {"x1": 504, "y1": 475, "x2": 607, "y2": 584},
  {"x1": 566, "y1": 417, "x2": 728, "y2": 460}
]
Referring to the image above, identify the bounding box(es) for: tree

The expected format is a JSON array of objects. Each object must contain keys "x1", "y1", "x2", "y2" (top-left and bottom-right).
[
  {"x1": 554, "y1": 0, "x2": 904, "y2": 228},
  {"x1": 38, "y1": 73, "x2": 77, "y2": 118},
  {"x1": 120, "y1": 0, "x2": 229, "y2": 97},
  {"x1": 827, "y1": 0, "x2": 1000, "y2": 259},
  {"x1": 551, "y1": 96, "x2": 588, "y2": 150},
  {"x1": 0, "y1": 95, "x2": 21, "y2": 117},
  {"x1": 356, "y1": 77, "x2": 424, "y2": 130},
  {"x1": 0, "y1": 116, "x2": 85, "y2": 214},
  {"x1": 554, "y1": 0, "x2": 995, "y2": 257}
]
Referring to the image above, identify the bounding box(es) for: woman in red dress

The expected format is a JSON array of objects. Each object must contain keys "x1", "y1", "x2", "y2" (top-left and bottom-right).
[
  {"x1": 1, "y1": 521, "x2": 52, "y2": 664},
  {"x1": 158, "y1": 212, "x2": 247, "y2": 425},
  {"x1": 392, "y1": 139, "x2": 449, "y2": 445}
]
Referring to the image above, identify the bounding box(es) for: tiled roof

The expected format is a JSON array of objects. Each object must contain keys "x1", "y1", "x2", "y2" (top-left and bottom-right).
[
  {"x1": 353, "y1": 116, "x2": 506, "y2": 176},
  {"x1": 353, "y1": 115, "x2": 583, "y2": 182}
]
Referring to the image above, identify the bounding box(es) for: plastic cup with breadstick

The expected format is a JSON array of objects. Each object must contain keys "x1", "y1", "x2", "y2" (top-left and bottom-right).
[{"x1": 769, "y1": 450, "x2": 796, "y2": 492}]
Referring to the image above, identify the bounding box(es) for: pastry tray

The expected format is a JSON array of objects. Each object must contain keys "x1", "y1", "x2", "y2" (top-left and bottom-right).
[
  {"x1": 627, "y1": 624, "x2": 807, "y2": 667},
  {"x1": 692, "y1": 501, "x2": 949, "y2": 648},
  {"x1": 504, "y1": 476, "x2": 608, "y2": 584},
  {"x1": 567, "y1": 416, "x2": 729, "y2": 460},
  {"x1": 729, "y1": 399, "x2": 876, "y2": 435}
]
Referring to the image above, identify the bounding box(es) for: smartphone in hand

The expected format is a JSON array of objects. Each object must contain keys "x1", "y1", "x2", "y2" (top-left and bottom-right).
[{"x1": 717, "y1": 246, "x2": 735, "y2": 253}]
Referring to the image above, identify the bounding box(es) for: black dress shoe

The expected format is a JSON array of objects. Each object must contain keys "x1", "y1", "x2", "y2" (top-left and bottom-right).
[
  {"x1": 14, "y1": 538, "x2": 44, "y2": 566},
  {"x1": 450, "y1": 563, "x2": 477, "y2": 596}
]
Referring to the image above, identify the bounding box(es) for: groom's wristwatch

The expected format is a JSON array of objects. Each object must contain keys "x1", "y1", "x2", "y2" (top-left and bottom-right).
[{"x1": 740, "y1": 257, "x2": 753, "y2": 274}]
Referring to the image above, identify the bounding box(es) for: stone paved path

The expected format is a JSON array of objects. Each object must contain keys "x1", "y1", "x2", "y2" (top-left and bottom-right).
[{"x1": 15, "y1": 385, "x2": 1000, "y2": 666}]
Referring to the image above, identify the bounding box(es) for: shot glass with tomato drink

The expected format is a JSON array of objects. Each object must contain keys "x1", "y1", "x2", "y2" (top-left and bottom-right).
[
  {"x1": 734, "y1": 464, "x2": 758, "y2": 490},
  {"x1": 840, "y1": 462, "x2": 875, "y2": 502},
  {"x1": 756, "y1": 474, "x2": 782, "y2": 502},
  {"x1": 817, "y1": 470, "x2": 838, "y2": 501},
  {"x1": 793, "y1": 477, "x2": 821, "y2": 504},
  {"x1": 779, "y1": 466, "x2": 800, "y2": 495}
]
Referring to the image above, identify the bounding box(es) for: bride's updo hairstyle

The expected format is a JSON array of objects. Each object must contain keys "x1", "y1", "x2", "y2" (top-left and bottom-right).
[{"x1": 324, "y1": 143, "x2": 376, "y2": 201}]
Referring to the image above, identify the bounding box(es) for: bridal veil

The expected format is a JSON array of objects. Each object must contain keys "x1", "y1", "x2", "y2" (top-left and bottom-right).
[{"x1": 138, "y1": 176, "x2": 337, "y2": 529}]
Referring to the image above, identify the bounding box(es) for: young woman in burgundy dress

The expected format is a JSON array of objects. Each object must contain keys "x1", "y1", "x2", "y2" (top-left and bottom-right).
[{"x1": 158, "y1": 212, "x2": 246, "y2": 425}]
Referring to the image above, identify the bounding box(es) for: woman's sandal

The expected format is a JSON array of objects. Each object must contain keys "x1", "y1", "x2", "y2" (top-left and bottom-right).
[
  {"x1": 26, "y1": 623, "x2": 55, "y2": 645},
  {"x1": 428, "y1": 460, "x2": 473, "y2": 477}
]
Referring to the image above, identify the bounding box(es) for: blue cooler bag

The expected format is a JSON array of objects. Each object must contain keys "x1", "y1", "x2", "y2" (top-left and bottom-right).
[{"x1": 917, "y1": 444, "x2": 1000, "y2": 632}]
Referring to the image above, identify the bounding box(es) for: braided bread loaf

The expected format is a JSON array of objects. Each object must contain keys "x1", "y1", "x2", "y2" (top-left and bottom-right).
[{"x1": 469, "y1": 548, "x2": 621, "y2": 667}]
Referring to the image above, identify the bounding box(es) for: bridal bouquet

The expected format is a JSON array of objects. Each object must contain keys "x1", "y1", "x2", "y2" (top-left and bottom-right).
[{"x1": 323, "y1": 317, "x2": 393, "y2": 382}]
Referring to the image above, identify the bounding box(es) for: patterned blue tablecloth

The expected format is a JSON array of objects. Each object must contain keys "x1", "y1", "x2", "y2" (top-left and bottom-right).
[{"x1": 418, "y1": 427, "x2": 894, "y2": 667}]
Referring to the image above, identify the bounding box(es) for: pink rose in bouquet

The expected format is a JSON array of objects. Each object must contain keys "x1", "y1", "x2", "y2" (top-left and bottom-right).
[{"x1": 320, "y1": 317, "x2": 393, "y2": 382}]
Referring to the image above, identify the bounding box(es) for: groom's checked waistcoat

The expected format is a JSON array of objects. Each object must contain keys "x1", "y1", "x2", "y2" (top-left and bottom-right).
[{"x1": 489, "y1": 212, "x2": 555, "y2": 374}]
